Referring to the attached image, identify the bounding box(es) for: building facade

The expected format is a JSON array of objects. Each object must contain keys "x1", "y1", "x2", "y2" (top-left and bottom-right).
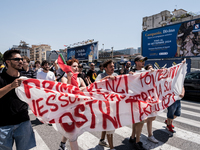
[
  {"x1": 30, "y1": 44, "x2": 51, "y2": 62},
  {"x1": 46, "y1": 50, "x2": 67, "y2": 64},
  {"x1": 142, "y1": 9, "x2": 200, "y2": 31},
  {"x1": 12, "y1": 41, "x2": 31, "y2": 58}
]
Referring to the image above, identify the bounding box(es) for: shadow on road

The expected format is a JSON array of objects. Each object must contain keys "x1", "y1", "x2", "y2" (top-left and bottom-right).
[{"x1": 31, "y1": 118, "x2": 43, "y2": 127}]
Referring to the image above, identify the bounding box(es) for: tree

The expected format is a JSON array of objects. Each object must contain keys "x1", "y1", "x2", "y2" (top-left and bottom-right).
[{"x1": 0, "y1": 52, "x2": 3, "y2": 63}]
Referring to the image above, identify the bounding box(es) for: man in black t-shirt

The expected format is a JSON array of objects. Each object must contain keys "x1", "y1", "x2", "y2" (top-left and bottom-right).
[
  {"x1": 87, "y1": 62, "x2": 97, "y2": 84},
  {"x1": 0, "y1": 49, "x2": 36, "y2": 150},
  {"x1": 20, "y1": 56, "x2": 36, "y2": 78}
]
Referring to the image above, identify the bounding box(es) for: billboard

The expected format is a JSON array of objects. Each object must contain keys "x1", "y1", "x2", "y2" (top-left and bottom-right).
[
  {"x1": 67, "y1": 42, "x2": 98, "y2": 61},
  {"x1": 142, "y1": 18, "x2": 200, "y2": 59}
]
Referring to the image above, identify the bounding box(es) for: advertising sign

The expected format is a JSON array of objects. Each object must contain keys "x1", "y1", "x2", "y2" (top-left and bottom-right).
[
  {"x1": 142, "y1": 18, "x2": 200, "y2": 59},
  {"x1": 67, "y1": 42, "x2": 98, "y2": 60}
]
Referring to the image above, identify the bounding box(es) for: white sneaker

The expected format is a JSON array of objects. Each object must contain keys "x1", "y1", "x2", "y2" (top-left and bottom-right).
[
  {"x1": 99, "y1": 140, "x2": 109, "y2": 147},
  {"x1": 148, "y1": 135, "x2": 159, "y2": 143}
]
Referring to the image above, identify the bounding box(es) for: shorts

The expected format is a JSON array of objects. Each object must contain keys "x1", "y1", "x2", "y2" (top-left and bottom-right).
[
  {"x1": 0, "y1": 120, "x2": 36, "y2": 150},
  {"x1": 167, "y1": 100, "x2": 181, "y2": 119},
  {"x1": 106, "y1": 130, "x2": 115, "y2": 135}
]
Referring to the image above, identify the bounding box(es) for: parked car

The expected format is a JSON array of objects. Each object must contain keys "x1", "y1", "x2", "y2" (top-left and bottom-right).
[{"x1": 184, "y1": 71, "x2": 200, "y2": 99}]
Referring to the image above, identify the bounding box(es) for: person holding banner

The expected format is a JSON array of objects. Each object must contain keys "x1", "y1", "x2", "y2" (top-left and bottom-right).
[
  {"x1": 165, "y1": 87, "x2": 185, "y2": 133},
  {"x1": 95, "y1": 59, "x2": 118, "y2": 150},
  {"x1": 58, "y1": 58, "x2": 86, "y2": 150},
  {"x1": 144, "y1": 64, "x2": 159, "y2": 143},
  {"x1": 129, "y1": 55, "x2": 148, "y2": 150},
  {"x1": 0, "y1": 49, "x2": 36, "y2": 150}
]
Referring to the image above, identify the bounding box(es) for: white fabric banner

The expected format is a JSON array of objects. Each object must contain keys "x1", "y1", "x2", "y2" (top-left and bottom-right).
[{"x1": 16, "y1": 62, "x2": 186, "y2": 141}]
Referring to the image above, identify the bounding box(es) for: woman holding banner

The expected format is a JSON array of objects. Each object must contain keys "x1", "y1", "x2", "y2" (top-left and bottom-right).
[
  {"x1": 144, "y1": 64, "x2": 159, "y2": 143},
  {"x1": 58, "y1": 58, "x2": 86, "y2": 150}
]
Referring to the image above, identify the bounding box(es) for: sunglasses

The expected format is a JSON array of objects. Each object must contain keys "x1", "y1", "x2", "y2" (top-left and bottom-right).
[
  {"x1": 138, "y1": 60, "x2": 145, "y2": 62},
  {"x1": 78, "y1": 66, "x2": 83, "y2": 68},
  {"x1": 8, "y1": 58, "x2": 23, "y2": 61}
]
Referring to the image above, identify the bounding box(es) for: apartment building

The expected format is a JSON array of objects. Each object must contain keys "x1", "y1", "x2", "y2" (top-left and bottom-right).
[{"x1": 30, "y1": 44, "x2": 51, "y2": 62}]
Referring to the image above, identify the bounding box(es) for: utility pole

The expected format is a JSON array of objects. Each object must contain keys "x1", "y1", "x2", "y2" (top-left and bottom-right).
[{"x1": 111, "y1": 47, "x2": 113, "y2": 60}]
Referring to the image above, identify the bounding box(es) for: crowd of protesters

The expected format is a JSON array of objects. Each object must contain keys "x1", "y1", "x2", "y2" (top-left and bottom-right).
[{"x1": 0, "y1": 49, "x2": 185, "y2": 150}]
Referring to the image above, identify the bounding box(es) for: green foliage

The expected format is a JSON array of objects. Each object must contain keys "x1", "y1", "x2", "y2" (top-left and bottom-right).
[
  {"x1": 0, "y1": 52, "x2": 3, "y2": 63},
  {"x1": 171, "y1": 17, "x2": 176, "y2": 22}
]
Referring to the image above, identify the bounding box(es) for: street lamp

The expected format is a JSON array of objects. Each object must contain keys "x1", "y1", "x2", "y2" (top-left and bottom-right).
[{"x1": 111, "y1": 47, "x2": 113, "y2": 60}]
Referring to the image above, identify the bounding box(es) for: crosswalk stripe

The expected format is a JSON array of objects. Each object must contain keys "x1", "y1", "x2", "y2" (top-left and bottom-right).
[
  {"x1": 182, "y1": 100, "x2": 200, "y2": 106},
  {"x1": 151, "y1": 120, "x2": 200, "y2": 145},
  {"x1": 158, "y1": 113, "x2": 200, "y2": 128},
  {"x1": 114, "y1": 126, "x2": 181, "y2": 150},
  {"x1": 181, "y1": 109, "x2": 200, "y2": 117},
  {"x1": 30, "y1": 129, "x2": 50, "y2": 150},
  {"x1": 181, "y1": 103, "x2": 200, "y2": 110},
  {"x1": 77, "y1": 132, "x2": 109, "y2": 150}
]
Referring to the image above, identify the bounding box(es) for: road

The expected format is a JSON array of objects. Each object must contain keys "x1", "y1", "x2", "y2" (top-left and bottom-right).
[{"x1": 14, "y1": 99, "x2": 200, "y2": 150}]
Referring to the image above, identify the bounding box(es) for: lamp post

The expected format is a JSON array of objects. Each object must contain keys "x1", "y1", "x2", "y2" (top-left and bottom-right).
[{"x1": 111, "y1": 47, "x2": 113, "y2": 60}]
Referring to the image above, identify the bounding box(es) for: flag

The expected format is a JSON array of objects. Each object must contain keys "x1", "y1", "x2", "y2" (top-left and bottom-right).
[{"x1": 57, "y1": 55, "x2": 78, "y2": 87}]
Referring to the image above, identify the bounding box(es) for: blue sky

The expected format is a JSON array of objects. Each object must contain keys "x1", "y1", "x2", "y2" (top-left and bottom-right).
[{"x1": 0, "y1": 0, "x2": 199, "y2": 54}]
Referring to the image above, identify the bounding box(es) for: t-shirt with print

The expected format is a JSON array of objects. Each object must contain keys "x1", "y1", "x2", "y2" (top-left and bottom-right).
[
  {"x1": 87, "y1": 69, "x2": 97, "y2": 83},
  {"x1": 36, "y1": 70, "x2": 56, "y2": 81}
]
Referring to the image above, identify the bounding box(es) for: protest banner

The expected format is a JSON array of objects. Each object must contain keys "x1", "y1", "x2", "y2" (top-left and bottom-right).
[{"x1": 15, "y1": 61, "x2": 186, "y2": 141}]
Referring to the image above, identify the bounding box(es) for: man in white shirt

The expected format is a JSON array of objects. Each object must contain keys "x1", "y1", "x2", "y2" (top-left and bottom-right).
[{"x1": 36, "y1": 60, "x2": 56, "y2": 81}]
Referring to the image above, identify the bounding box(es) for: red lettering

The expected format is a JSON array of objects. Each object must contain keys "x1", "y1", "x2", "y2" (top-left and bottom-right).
[
  {"x1": 105, "y1": 77, "x2": 126, "y2": 93},
  {"x1": 69, "y1": 95, "x2": 78, "y2": 104},
  {"x1": 56, "y1": 82, "x2": 62, "y2": 92},
  {"x1": 85, "y1": 100, "x2": 98, "y2": 129},
  {"x1": 144, "y1": 74, "x2": 151, "y2": 85},
  {"x1": 46, "y1": 95, "x2": 58, "y2": 112},
  {"x1": 60, "y1": 113, "x2": 75, "y2": 132},
  {"x1": 74, "y1": 104, "x2": 88, "y2": 128},
  {"x1": 141, "y1": 92, "x2": 148, "y2": 101},
  {"x1": 32, "y1": 100, "x2": 37, "y2": 116},
  {"x1": 140, "y1": 72, "x2": 149, "y2": 87},
  {"x1": 99, "y1": 101, "x2": 118, "y2": 129},
  {"x1": 162, "y1": 93, "x2": 175, "y2": 109},
  {"x1": 58, "y1": 94, "x2": 69, "y2": 107},
  {"x1": 155, "y1": 83, "x2": 162, "y2": 99},
  {"x1": 42, "y1": 80, "x2": 55, "y2": 93},
  {"x1": 124, "y1": 75, "x2": 129, "y2": 93},
  {"x1": 147, "y1": 88, "x2": 155, "y2": 102},
  {"x1": 23, "y1": 79, "x2": 40, "y2": 99},
  {"x1": 116, "y1": 101, "x2": 122, "y2": 128},
  {"x1": 125, "y1": 95, "x2": 141, "y2": 123},
  {"x1": 36, "y1": 98, "x2": 48, "y2": 117}
]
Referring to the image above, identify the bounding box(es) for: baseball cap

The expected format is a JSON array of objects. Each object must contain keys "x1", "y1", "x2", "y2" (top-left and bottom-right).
[{"x1": 134, "y1": 55, "x2": 148, "y2": 62}]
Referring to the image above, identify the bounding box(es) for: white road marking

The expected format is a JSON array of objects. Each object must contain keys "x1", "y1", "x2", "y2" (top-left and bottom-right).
[
  {"x1": 158, "y1": 113, "x2": 200, "y2": 128},
  {"x1": 30, "y1": 129, "x2": 50, "y2": 150}
]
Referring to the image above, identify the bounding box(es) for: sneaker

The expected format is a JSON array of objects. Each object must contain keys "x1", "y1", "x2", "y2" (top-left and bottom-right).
[
  {"x1": 129, "y1": 136, "x2": 136, "y2": 143},
  {"x1": 164, "y1": 120, "x2": 174, "y2": 128},
  {"x1": 99, "y1": 140, "x2": 109, "y2": 147},
  {"x1": 58, "y1": 143, "x2": 67, "y2": 150},
  {"x1": 166, "y1": 125, "x2": 175, "y2": 133},
  {"x1": 148, "y1": 135, "x2": 159, "y2": 143},
  {"x1": 134, "y1": 141, "x2": 146, "y2": 150}
]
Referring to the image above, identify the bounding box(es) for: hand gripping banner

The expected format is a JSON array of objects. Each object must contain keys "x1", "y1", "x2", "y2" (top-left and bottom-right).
[{"x1": 15, "y1": 62, "x2": 187, "y2": 141}]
